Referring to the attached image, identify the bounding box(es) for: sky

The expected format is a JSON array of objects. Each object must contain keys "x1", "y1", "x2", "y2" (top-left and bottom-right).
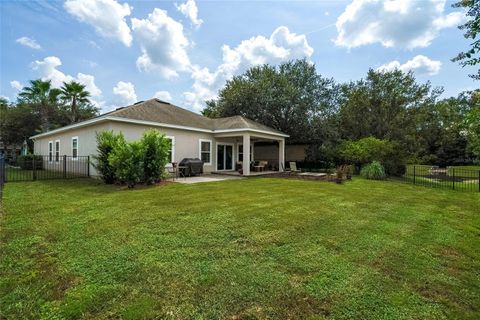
[{"x1": 0, "y1": 0, "x2": 477, "y2": 114}]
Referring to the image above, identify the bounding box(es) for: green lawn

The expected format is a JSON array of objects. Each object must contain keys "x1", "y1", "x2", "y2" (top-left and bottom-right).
[{"x1": 1, "y1": 178, "x2": 479, "y2": 319}]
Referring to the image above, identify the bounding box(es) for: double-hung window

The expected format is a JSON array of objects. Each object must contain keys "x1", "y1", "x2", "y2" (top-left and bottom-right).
[
  {"x1": 72, "y1": 137, "x2": 78, "y2": 159},
  {"x1": 48, "y1": 141, "x2": 53, "y2": 162},
  {"x1": 199, "y1": 139, "x2": 212, "y2": 165},
  {"x1": 166, "y1": 136, "x2": 174, "y2": 164},
  {"x1": 55, "y1": 140, "x2": 60, "y2": 162}
]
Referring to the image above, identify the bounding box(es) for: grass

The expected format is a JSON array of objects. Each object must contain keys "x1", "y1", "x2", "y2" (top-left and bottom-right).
[{"x1": 1, "y1": 178, "x2": 479, "y2": 319}]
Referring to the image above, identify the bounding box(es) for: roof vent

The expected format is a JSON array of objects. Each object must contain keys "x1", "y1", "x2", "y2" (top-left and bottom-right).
[
  {"x1": 115, "y1": 106, "x2": 125, "y2": 111},
  {"x1": 133, "y1": 100, "x2": 144, "y2": 105},
  {"x1": 155, "y1": 98, "x2": 171, "y2": 104}
]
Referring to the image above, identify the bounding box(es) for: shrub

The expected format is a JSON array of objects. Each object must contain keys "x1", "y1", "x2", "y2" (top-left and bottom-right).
[
  {"x1": 361, "y1": 161, "x2": 386, "y2": 180},
  {"x1": 140, "y1": 129, "x2": 171, "y2": 185},
  {"x1": 109, "y1": 140, "x2": 143, "y2": 188},
  {"x1": 17, "y1": 154, "x2": 43, "y2": 170},
  {"x1": 93, "y1": 131, "x2": 124, "y2": 184}
]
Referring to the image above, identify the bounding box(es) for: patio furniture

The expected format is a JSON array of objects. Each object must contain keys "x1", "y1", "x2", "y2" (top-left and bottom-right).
[
  {"x1": 254, "y1": 161, "x2": 268, "y2": 172},
  {"x1": 289, "y1": 162, "x2": 301, "y2": 173}
]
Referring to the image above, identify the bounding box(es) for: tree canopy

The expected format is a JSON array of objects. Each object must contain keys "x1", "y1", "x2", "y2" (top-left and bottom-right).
[
  {"x1": 202, "y1": 59, "x2": 340, "y2": 143},
  {"x1": 452, "y1": 0, "x2": 480, "y2": 80},
  {"x1": 1, "y1": 79, "x2": 99, "y2": 151},
  {"x1": 204, "y1": 60, "x2": 480, "y2": 168}
]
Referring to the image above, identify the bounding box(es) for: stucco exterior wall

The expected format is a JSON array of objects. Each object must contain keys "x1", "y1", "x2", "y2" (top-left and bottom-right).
[
  {"x1": 109, "y1": 122, "x2": 217, "y2": 173},
  {"x1": 32, "y1": 120, "x2": 286, "y2": 176}
]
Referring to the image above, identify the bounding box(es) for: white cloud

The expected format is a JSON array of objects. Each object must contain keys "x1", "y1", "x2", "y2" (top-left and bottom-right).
[
  {"x1": 10, "y1": 80, "x2": 23, "y2": 91},
  {"x1": 64, "y1": 0, "x2": 132, "y2": 47},
  {"x1": 31, "y1": 56, "x2": 104, "y2": 108},
  {"x1": 154, "y1": 90, "x2": 172, "y2": 101},
  {"x1": 113, "y1": 81, "x2": 137, "y2": 105},
  {"x1": 175, "y1": 0, "x2": 203, "y2": 28},
  {"x1": 335, "y1": 0, "x2": 465, "y2": 49},
  {"x1": 131, "y1": 8, "x2": 191, "y2": 78},
  {"x1": 377, "y1": 55, "x2": 442, "y2": 76},
  {"x1": 31, "y1": 56, "x2": 74, "y2": 87},
  {"x1": 183, "y1": 26, "x2": 314, "y2": 110},
  {"x1": 16, "y1": 36, "x2": 41, "y2": 49}
]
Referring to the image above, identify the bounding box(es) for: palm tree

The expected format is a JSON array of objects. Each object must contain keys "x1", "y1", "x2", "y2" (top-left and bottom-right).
[
  {"x1": 60, "y1": 81, "x2": 91, "y2": 123},
  {"x1": 18, "y1": 79, "x2": 61, "y2": 132}
]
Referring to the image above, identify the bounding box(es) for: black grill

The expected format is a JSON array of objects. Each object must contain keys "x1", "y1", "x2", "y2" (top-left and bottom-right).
[{"x1": 179, "y1": 158, "x2": 204, "y2": 176}]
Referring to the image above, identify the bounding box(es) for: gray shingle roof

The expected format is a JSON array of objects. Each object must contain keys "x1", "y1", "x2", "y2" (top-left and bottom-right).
[{"x1": 108, "y1": 99, "x2": 285, "y2": 134}]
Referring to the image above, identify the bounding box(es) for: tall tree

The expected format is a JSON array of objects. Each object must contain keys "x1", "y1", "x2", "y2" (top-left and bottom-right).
[
  {"x1": 60, "y1": 81, "x2": 91, "y2": 123},
  {"x1": 339, "y1": 69, "x2": 441, "y2": 153},
  {"x1": 18, "y1": 79, "x2": 61, "y2": 132},
  {"x1": 452, "y1": 0, "x2": 480, "y2": 80},
  {"x1": 203, "y1": 59, "x2": 340, "y2": 143}
]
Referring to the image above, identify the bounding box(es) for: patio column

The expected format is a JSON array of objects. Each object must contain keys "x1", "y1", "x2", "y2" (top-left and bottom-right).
[
  {"x1": 279, "y1": 139, "x2": 285, "y2": 171},
  {"x1": 243, "y1": 133, "x2": 250, "y2": 176}
]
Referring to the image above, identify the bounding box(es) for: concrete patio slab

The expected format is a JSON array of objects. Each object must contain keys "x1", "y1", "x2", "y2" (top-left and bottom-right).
[{"x1": 174, "y1": 174, "x2": 244, "y2": 184}]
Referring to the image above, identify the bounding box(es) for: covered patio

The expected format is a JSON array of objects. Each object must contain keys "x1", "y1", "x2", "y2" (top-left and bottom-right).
[{"x1": 212, "y1": 130, "x2": 286, "y2": 176}]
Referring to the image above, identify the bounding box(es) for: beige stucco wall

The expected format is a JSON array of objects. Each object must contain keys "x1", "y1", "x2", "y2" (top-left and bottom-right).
[
  {"x1": 33, "y1": 120, "x2": 286, "y2": 176},
  {"x1": 110, "y1": 122, "x2": 217, "y2": 173}
]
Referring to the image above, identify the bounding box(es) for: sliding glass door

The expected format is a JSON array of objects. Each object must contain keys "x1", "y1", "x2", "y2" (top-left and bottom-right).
[{"x1": 217, "y1": 144, "x2": 233, "y2": 170}]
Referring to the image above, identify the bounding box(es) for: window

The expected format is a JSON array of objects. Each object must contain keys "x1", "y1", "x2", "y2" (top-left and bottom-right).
[
  {"x1": 238, "y1": 144, "x2": 253, "y2": 162},
  {"x1": 72, "y1": 137, "x2": 78, "y2": 159},
  {"x1": 166, "y1": 136, "x2": 174, "y2": 164},
  {"x1": 199, "y1": 139, "x2": 212, "y2": 165},
  {"x1": 55, "y1": 140, "x2": 60, "y2": 162},
  {"x1": 48, "y1": 141, "x2": 53, "y2": 162}
]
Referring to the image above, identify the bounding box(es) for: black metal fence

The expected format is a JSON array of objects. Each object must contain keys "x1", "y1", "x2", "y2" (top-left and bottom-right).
[
  {"x1": 0, "y1": 156, "x2": 4, "y2": 197},
  {"x1": 3, "y1": 155, "x2": 90, "y2": 182},
  {"x1": 403, "y1": 165, "x2": 480, "y2": 192}
]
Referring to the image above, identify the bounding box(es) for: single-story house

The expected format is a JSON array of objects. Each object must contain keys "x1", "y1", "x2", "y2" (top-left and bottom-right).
[{"x1": 31, "y1": 98, "x2": 289, "y2": 176}]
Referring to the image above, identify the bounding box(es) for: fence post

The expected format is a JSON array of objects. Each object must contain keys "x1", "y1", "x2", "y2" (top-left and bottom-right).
[
  {"x1": 413, "y1": 165, "x2": 416, "y2": 185},
  {"x1": 87, "y1": 156, "x2": 90, "y2": 177},
  {"x1": 32, "y1": 156, "x2": 36, "y2": 181},
  {"x1": 63, "y1": 155, "x2": 67, "y2": 178},
  {"x1": 452, "y1": 168, "x2": 455, "y2": 190}
]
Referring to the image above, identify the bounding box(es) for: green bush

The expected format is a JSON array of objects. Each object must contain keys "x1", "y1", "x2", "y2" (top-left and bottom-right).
[
  {"x1": 17, "y1": 154, "x2": 43, "y2": 170},
  {"x1": 92, "y1": 131, "x2": 124, "y2": 184},
  {"x1": 140, "y1": 129, "x2": 171, "y2": 185},
  {"x1": 109, "y1": 140, "x2": 144, "y2": 188},
  {"x1": 361, "y1": 161, "x2": 386, "y2": 180}
]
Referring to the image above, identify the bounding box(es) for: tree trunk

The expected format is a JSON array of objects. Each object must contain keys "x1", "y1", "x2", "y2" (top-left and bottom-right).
[{"x1": 71, "y1": 97, "x2": 77, "y2": 123}]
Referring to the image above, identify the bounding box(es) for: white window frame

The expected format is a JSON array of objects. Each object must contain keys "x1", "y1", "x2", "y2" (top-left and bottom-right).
[
  {"x1": 48, "y1": 141, "x2": 53, "y2": 162},
  {"x1": 55, "y1": 140, "x2": 60, "y2": 162},
  {"x1": 166, "y1": 136, "x2": 175, "y2": 166},
  {"x1": 237, "y1": 143, "x2": 253, "y2": 163},
  {"x1": 198, "y1": 139, "x2": 212, "y2": 165},
  {"x1": 71, "y1": 136, "x2": 78, "y2": 160}
]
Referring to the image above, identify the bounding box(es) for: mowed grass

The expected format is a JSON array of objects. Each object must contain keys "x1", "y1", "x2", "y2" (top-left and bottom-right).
[{"x1": 1, "y1": 178, "x2": 479, "y2": 319}]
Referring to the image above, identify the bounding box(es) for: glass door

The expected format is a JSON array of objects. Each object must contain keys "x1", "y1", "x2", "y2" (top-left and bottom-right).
[{"x1": 217, "y1": 144, "x2": 233, "y2": 170}]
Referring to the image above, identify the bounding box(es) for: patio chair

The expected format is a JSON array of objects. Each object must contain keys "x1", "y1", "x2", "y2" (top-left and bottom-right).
[{"x1": 289, "y1": 162, "x2": 301, "y2": 174}]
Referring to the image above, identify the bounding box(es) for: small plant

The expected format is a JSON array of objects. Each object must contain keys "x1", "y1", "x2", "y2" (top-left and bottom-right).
[
  {"x1": 361, "y1": 161, "x2": 386, "y2": 180},
  {"x1": 92, "y1": 131, "x2": 124, "y2": 184},
  {"x1": 141, "y1": 129, "x2": 171, "y2": 185},
  {"x1": 109, "y1": 140, "x2": 144, "y2": 188},
  {"x1": 335, "y1": 165, "x2": 345, "y2": 184}
]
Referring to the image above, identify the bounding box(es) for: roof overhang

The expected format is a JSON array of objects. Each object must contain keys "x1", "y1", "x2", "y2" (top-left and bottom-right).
[{"x1": 30, "y1": 116, "x2": 289, "y2": 139}]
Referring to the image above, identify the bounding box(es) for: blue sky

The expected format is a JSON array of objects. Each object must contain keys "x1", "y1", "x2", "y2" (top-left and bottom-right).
[{"x1": 0, "y1": 0, "x2": 477, "y2": 113}]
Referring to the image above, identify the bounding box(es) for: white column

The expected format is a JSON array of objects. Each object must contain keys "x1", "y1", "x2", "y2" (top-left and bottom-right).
[
  {"x1": 279, "y1": 139, "x2": 285, "y2": 172},
  {"x1": 243, "y1": 134, "x2": 250, "y2": 176}
]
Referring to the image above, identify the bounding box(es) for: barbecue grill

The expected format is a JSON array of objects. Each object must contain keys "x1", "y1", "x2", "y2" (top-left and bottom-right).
[{"x1": 179, "y1": 158, "x2": 204, "y2": 176}]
